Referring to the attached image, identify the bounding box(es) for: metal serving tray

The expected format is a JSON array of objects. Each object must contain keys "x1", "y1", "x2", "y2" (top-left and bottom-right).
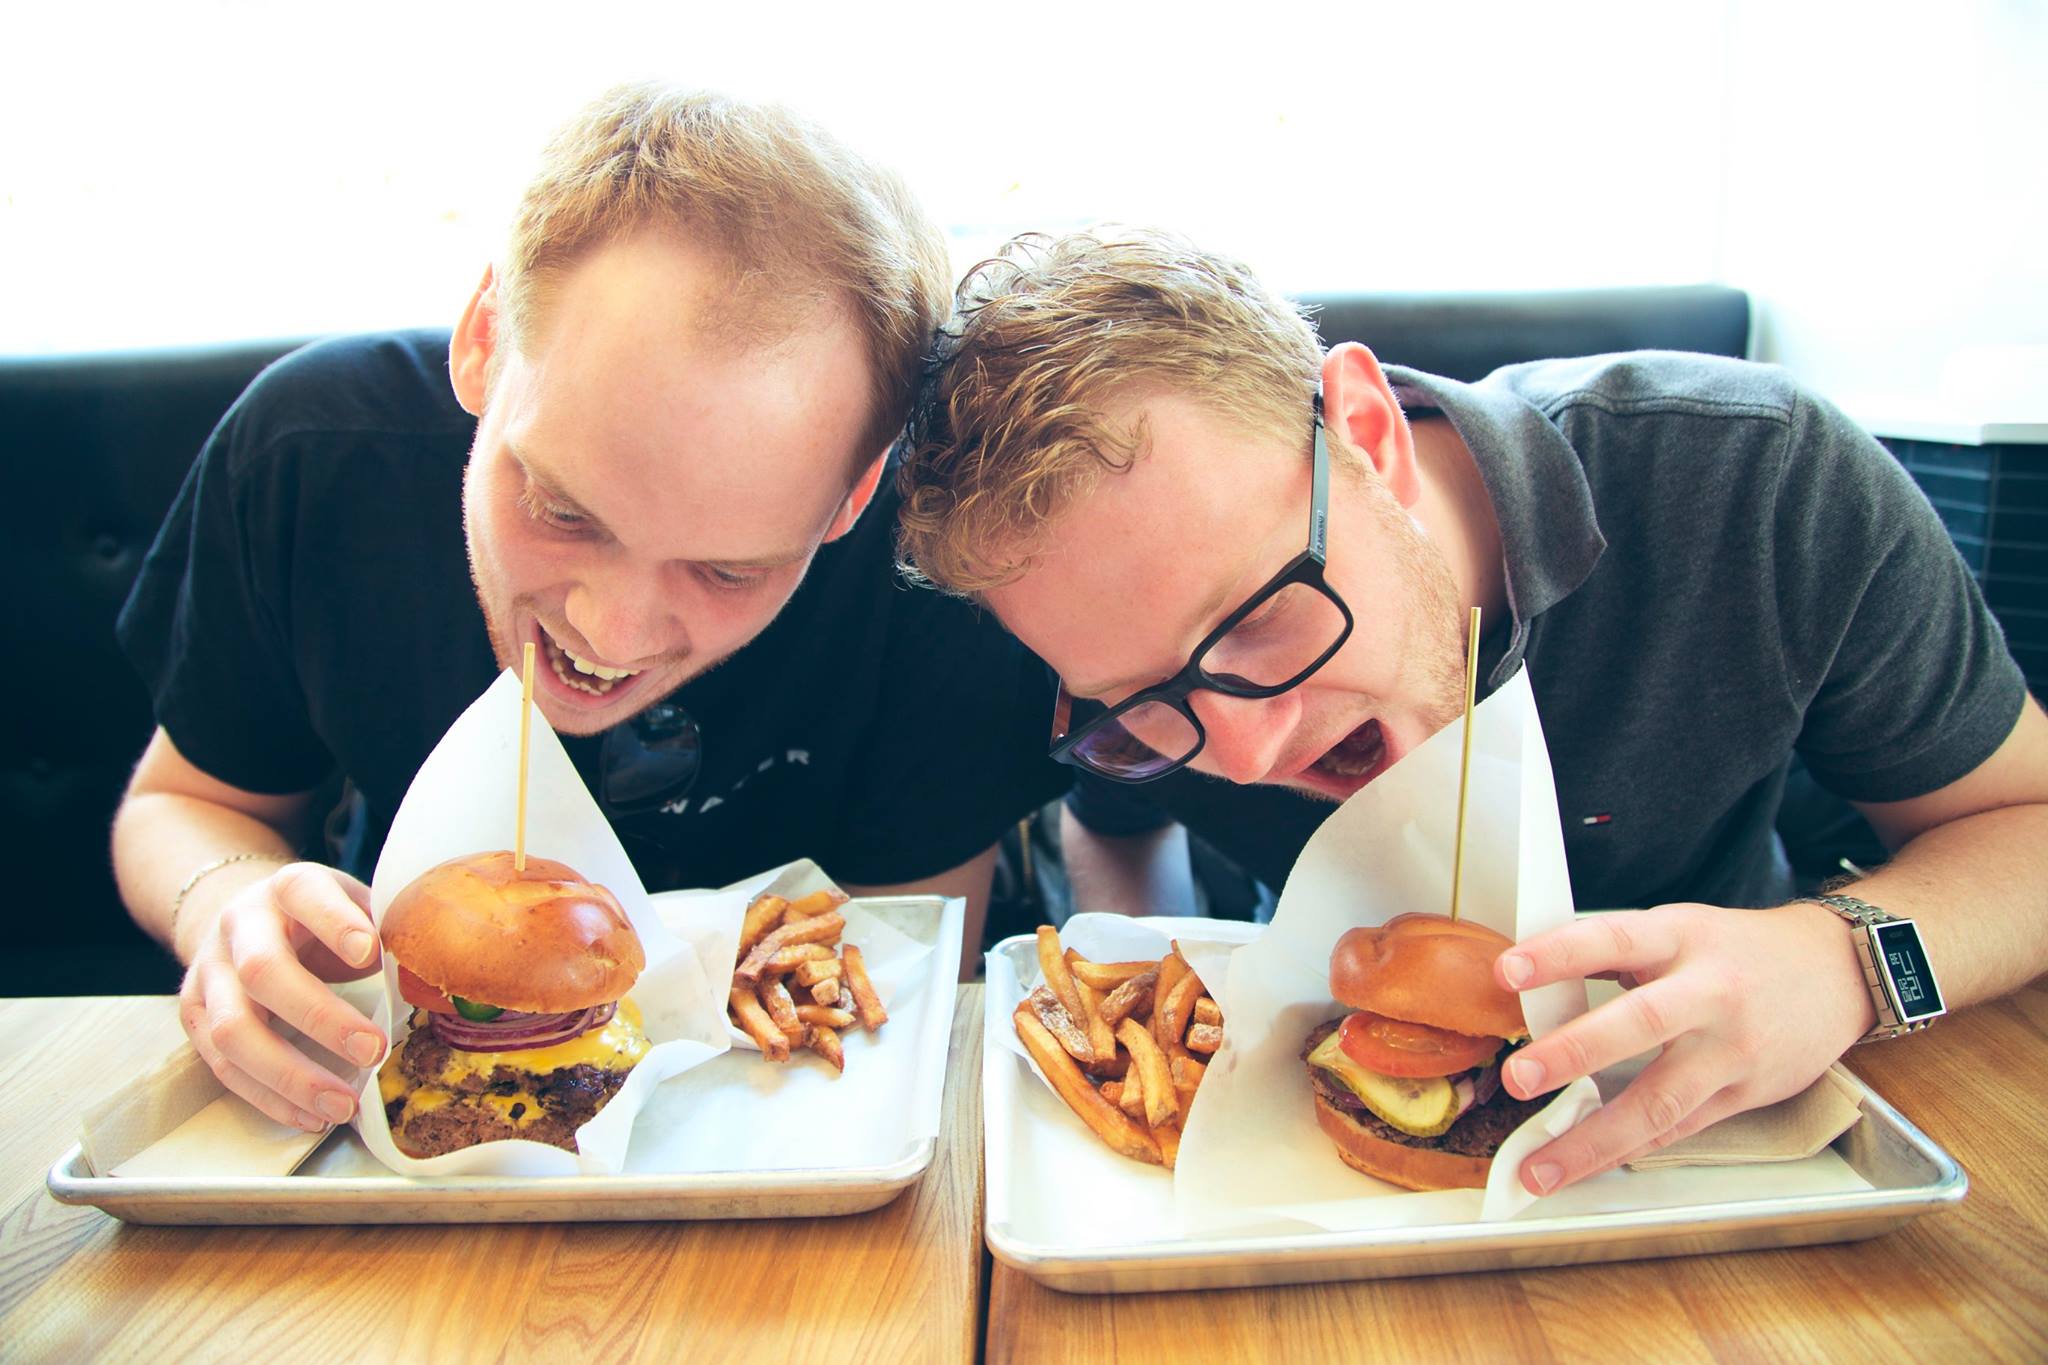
[
  {"x1": 46, "y1": 1133, "x2": 932, "y2": 1226},
  {"x1": 984, "y1": 924, "x2": 1967, "y2": 1294}
]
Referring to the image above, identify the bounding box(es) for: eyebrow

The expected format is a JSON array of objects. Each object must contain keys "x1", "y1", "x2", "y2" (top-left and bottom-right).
[
  {"x1": 513, "y1": 447, "x2": 815, "y2": 570},
  {"x1": 1065, "y1": 572, "x2": 1246, "y2": 701}
]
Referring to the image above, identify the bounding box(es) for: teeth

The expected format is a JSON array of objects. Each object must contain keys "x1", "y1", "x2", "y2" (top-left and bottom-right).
[
  {"x1": 1315, "y1": 723, "x2": 1385, "y2": 779},
  {"x1": 564, "y1": 648, "x2": 636, "y2": 680},
  {"x1": 540, "y1": 632, "x2": 627, "y2": 697}
]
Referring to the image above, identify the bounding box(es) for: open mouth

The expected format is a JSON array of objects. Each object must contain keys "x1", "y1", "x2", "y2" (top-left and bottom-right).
[
  {"x1": 532, "y1": 621, "x2": 643, "y2": 704},
  {"x1": 1310, "y1": 718, "x2": 1389, "y2": 785}
]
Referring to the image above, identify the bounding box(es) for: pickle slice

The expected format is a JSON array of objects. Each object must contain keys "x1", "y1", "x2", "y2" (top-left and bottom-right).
[
  {"x1": 1309, "y1": 1030, "x2": 1459, "y2": 1137},
  {"x1": 450, "y1": 996, "x2": 504, "y2": 1022}
]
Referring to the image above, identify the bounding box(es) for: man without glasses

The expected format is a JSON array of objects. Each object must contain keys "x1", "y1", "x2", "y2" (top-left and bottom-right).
[
  {"x1": 897, "y1": 229, "x2": 2048, "y2": 1196},
  {"x1": 114, "y1": 85, "x2": 1068, "y2": 1134}
]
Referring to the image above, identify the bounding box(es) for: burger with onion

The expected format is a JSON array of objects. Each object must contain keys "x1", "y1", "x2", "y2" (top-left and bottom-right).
[
  {"x1": 1303, "y1": 912, "x2": 1555, "y2": 1190},
  {"x1": 376, "y1": 851, "x2": 648, "y2": 1158}
]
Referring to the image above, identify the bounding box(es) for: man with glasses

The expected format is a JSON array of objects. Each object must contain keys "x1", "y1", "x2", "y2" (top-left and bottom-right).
[
  {"x1": 896, "y1": 229, "x2": 2048, "y2": 1197},
  {"x1": 110, "y1": 85, "x2": 1069, "y2": 1135}
]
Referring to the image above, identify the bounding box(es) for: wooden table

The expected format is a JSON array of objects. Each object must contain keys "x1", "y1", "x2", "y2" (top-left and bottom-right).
[
  {"x1": 8, "y1": 985, "x2": 2045, "y2": 1362},
  {"x1": 986, "y1": 982, "x2": 2048, "y2": 1362},
  {"x1": 0, "y1": 989, "x2": 986, "y2": 1362}
]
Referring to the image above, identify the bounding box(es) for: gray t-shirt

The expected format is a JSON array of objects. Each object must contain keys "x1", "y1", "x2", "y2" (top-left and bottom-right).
[{"x1": 1066, "y1": 352, "x2": 2028, "y2": 910}]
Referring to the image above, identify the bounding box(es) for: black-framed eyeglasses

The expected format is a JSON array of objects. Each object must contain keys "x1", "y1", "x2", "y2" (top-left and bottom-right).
[
  {"x1": 1049, "y1": 406, "x2": 1354, "y2": 783},
  {"x1": 599, "y1": 702, "x2": 704, "y2": 814}
]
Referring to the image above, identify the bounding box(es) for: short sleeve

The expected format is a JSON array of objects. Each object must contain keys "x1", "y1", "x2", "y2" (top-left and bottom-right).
[
  {"x1": 1773, "y1": 391, "x2": 2027, "y2": 803},
  {"x1": 822, "y1": 594, "x2": 1072, "y2": 884},
  {"x1": 116, "y1": 402, "x2": 335, "y2": 794}
]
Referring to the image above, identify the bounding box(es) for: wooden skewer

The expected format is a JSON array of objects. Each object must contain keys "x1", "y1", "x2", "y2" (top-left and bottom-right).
[
  {"x1": 1448, "y1": 606, "x2": 1482, "y2": 924},
  {"x1": 515, "y1": 640, "x2": 535, "y2": 873}
]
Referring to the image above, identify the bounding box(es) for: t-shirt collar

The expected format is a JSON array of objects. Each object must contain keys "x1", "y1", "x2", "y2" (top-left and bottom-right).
[{"x1": 1384, "y1": 364, "x2": 1606, "y2": 688}]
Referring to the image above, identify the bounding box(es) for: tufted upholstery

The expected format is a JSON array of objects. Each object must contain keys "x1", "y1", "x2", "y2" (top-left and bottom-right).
[{"x1": 0, "y1": 287, "x2": 1752, "y2": 995}]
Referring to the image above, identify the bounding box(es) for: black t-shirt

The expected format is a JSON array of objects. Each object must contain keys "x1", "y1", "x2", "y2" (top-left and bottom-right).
[
  {"x1": 118, "y1": 330, "x2": 1071, "y2": 890},
  {"x1": 1069, "y1": 353, "x2": 2028, "y2": 912}
]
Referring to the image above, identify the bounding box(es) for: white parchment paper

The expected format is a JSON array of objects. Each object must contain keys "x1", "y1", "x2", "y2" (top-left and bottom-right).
[
  {"x1": 1172, "y1": 667, "x2": 1599, "y2": 1228},
  {"x1": 353, "y1": 669, "x2": 735, "y2": 1177}
]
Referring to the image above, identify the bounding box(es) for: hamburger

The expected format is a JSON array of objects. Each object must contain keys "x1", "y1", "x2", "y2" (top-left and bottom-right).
[
  {"x1": 376, "y1": 851, "x2": 649, "y2": 1158},
  {"x1": 1303, "y1": 912, "x2": 1555, "y2": 1190}
]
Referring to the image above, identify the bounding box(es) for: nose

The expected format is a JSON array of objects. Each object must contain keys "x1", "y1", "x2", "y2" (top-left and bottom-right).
[
  {"x1": 1187, "y1": 690, "x2": 1295, "y2": 786},
  {"x1": 561, "y1": 561, "x2": 689, "y2": 667}
]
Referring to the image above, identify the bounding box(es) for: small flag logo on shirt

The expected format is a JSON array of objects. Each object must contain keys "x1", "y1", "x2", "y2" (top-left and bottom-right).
[{"x1": 1581, "y1": 813, "x2": 1613, "y2": 826}]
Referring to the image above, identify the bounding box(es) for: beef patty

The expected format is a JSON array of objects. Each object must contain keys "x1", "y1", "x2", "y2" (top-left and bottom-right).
[
  {"x1": 1303, "y1": 1018, "x2": 1553, "y2": 1158},
  {"x1": 384, "y1": 1012, "x2": 630, "y2": 1157}
]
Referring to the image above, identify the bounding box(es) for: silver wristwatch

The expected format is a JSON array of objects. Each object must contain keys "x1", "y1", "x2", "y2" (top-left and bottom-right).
[{"x1": 1793, "y1": 893, "x2": 1946, "y2": 1043}]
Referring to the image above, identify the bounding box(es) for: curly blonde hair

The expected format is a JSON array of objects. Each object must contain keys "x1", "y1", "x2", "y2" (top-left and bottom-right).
[
  {"x1": 501, "y1": 82, "x2": 952, "y2": 464},
  {"x1": 896, "y1": 229, "x2": 1326, "y2": 594}
]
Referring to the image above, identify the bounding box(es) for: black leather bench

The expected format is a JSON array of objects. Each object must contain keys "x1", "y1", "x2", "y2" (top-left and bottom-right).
[{"x1": 0, "y1": 287, "x2": 1755, "y2": 995}]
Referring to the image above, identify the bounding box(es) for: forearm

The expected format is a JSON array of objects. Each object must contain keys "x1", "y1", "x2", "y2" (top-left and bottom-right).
[
  {"x1": 113, "y1": 791, "x2": 298, "y2": 961},
  {"x1": 1823, "y1": 802, "x2": 2048, "y2": 1010},
  {"x1": 1059, "y1": 806, "x2": 1197, "y2": 917}
]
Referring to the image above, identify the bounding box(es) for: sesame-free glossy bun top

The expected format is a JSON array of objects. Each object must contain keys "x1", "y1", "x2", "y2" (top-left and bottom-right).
[
  {"x1": 381, "y1": 852, "x2": 644, "y2": 1013},
  {"x1": 1328, "y1": 912, "x2": 1527, "y2": 1042}
]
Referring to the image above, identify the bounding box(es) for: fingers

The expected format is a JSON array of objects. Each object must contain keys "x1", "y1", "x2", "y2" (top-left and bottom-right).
[
  {"x1": 227, "y1": 889, "x2": 385, "y2": 1074},
  {"x1": 181, "y1": 960, "x2": 355, "y2": 1132},
  {"x1": 1517, "y1": 1035, "x2": 1741, "y2": 1195},
  {"x1": 1615, "y1": 1088, "x2": 1747, "y2": 1169},
  {"x1": 272, "y1": 861, "x2": 380, "y2": 976},
  {"x1": 1502, "y1": 975, "x2": 1701, "y2": 1100},
  {"x1": 1497, "y1": 910, "x2": 1686, "y2": 993}
]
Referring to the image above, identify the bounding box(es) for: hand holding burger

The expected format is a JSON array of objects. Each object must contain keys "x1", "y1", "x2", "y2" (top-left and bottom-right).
[
  {"x1": 377, "y1": 851, "x2": 649, "y2": 1157},
  {"x1": 1304, "y1": 912, "x2": 1557, "y2": 1190}
]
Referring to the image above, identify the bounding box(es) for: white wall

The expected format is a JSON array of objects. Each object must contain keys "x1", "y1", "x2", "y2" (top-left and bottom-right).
[{"x1": 1720, "y1": 0, "x2": 2048, "y2": 422}]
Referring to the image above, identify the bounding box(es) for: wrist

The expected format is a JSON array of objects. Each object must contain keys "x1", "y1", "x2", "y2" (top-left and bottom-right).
[
  {"x1": 1783, "y1": 900, "x2": 1879, "y2": 1044},
  {"x1": 169, "y1": 854, "x2": 289, "y2": 962}
]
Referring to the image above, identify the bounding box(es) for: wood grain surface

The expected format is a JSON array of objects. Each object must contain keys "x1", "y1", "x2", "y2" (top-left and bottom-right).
[
  {"x1": 985, "y1": 981, "x2": 2048, "y2": 1363},
  {"x1": 0, "y1": 990, "x2": 985, "y2": 1364}
]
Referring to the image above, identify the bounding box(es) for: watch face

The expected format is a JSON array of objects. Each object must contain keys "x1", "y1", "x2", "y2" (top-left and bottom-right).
[{"x1": 1873, "y1": 920, "x2": 1944, "y2": 1022}]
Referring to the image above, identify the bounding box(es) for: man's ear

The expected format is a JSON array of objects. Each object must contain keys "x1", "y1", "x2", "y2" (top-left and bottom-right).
[
  {"x1": 822, "y1": 451, "x2": 889, "y2": 542},
  {"x1": 449, "y1": 265, "x2": 502, "y2": 417},
  {"x1": 1321, "y1": 341, "x2": 1420, "y2": 508}
]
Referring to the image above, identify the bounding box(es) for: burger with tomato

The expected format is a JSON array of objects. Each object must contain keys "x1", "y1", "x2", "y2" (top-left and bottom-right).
[
  {"x1": 1303, "y1": 912, "x2": 1555, "y2": 1190},
  {"x1": 376, "y1": 851, "x2": 649, "y2": 1158}
]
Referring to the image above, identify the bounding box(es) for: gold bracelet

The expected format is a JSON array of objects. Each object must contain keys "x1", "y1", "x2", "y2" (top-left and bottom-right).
[{"x1": 169, "y1": 852, "x2": 290, "y2": 950}]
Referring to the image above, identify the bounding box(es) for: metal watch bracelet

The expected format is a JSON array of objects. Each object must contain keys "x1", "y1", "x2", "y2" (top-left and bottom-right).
[{"x1": 1792, "y1": 893, "x2": 1936, "y2": 1043}]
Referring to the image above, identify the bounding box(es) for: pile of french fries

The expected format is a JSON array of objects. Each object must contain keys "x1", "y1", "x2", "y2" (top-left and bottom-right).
[
  {"x1": 728, "y1": 888, "x2": 887, "y2": 1073},
  {"x1": 1011, "y1": 928, "x2": 1223, "y2": 1168}
]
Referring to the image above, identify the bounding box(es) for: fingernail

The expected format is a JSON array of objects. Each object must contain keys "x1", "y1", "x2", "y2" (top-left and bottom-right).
[
  {"x1": 294, "y1": 1110, "x2": 327, "y2": 1132},
  {"x1": 1528, "y1": 1161, "x2": 1563, "y2": 1195},
  {"x1": 346, "y1": 1032, "x2": 384, "y2": 1067},
  {"x1": 1507, "y1": 1055, "x2": 1546, "y2": 1098},
  {"x1": 315, "y1": 1092, "x2": 355, "y2": 1124},
  {"x1": 1501, "y1": 951, "x2": 1532, "y2": 988},
  {"x1": 342, "y1": 930, "x2": 374, "y2": 967}
]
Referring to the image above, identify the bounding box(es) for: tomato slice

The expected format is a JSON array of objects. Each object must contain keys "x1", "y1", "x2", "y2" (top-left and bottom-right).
[
  {"x1": 1337, "y1": 1010, "x2": 1500, "y2": 1078},
  {"x1": 397, "y1": 964, "x2": 460, "y2": 1015}
]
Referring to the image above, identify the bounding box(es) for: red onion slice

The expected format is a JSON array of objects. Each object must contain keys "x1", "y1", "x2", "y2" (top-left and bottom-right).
[{"x1": 427, "y1": 1001, "x2": 617, "y2": 1052}]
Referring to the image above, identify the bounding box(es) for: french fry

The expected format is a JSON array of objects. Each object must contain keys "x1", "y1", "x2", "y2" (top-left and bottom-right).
[
  {"x1": 1186, "y1": 1022, "x2": 1223, "y2": 1054},
  {"x1": 784, "y1": 888, "x2": 849, "y2": 919},
  {"x1": 1153, "y1": 1118, "x2": 1181, "y2": 1169},
  {"x1": 1116, "y1": 1060, "x2": 1147, "y2": 1119},
  {"x1": 1098, "y1": 969, "x2": 1157, "y2": 1028},
  {"x1": 1015, "y1": 1005, "x2": 1161, "y2": 1165},
  {"x1": 1082, "y1": 1049, "x2": 1128, "y2": 1079},
  {"x1": 1100, "y1": 1080, "x2": 1124, "y2": 1106},
  {"x1": 1151, "y1": 953, "x2": 1189, "y2": 1042},
  {"x1": 1074, "y1": 974, "x2": 1116, "y2": 1064},
  {"x1": 736, "y1": 912, "x2": 846, "y2": 984},
  {"x1": 810, "y1": 977, "x2": 843, "y2": 1007},
  {"x1": 766, "y1": 943, "x2": 834, "y2": 972},
  {"x1": 796, "y1": 1004, "x2": 856, "y2": 1029},
  {"x1": 1116, "y1": 1017, "x2": 1179, "y2": 1128},
  {"x1": 737, "y1": 894, "x2": 790, "y2": 957},
  {"x1": 1028, "y1": 985, "x2": 1094, "y2": 1063},
  {"x1": 730, "y1": 986, "x2": 790, "y2": 1062},
  {"x1": 1155, "y1": 968, "x2": 1204, "y2": 1061},
  {"x1": 1036, "y1": 927, "x2": 1088, "y2": 1025},
  {"x1": 807, "y1": 1023, "x2": 846, "y2": 1072},
  {"x1": 1193, "y1": 997, "x2": 1223, "y2": 1028},
  {"x1": 1171, "y1": 1054, "x2": 1207, "y2": 1099},
  {"x1": 1063, "y1": 952, "x2": 1157, "y2": 991},
  {"x1": 842, "y1": 944, "x2": 888, "y2": 1031},
  {"x1": 759, "y1": 978, "x2": 802, "y2": 1038},
  {"x1": 792, "y1": 957, "x2": 843, "y2": 989}
]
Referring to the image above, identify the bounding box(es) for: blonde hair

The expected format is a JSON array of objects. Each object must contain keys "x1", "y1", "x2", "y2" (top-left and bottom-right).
[
  {"x1": 500, "y1": 82, "x2": 952, "y2": 464},
  {"x1": 896, "y1": 229, "x2": 1325, "y2": 593}
]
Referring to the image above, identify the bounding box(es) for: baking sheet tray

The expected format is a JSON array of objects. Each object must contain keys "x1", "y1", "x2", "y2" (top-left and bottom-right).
[
  {"x1": 47, "y1": 895, "x2": 959, "y2": 1226},
  {"x1": 983, "y1": 923, "x2": 1967, "y2": 1294}
]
